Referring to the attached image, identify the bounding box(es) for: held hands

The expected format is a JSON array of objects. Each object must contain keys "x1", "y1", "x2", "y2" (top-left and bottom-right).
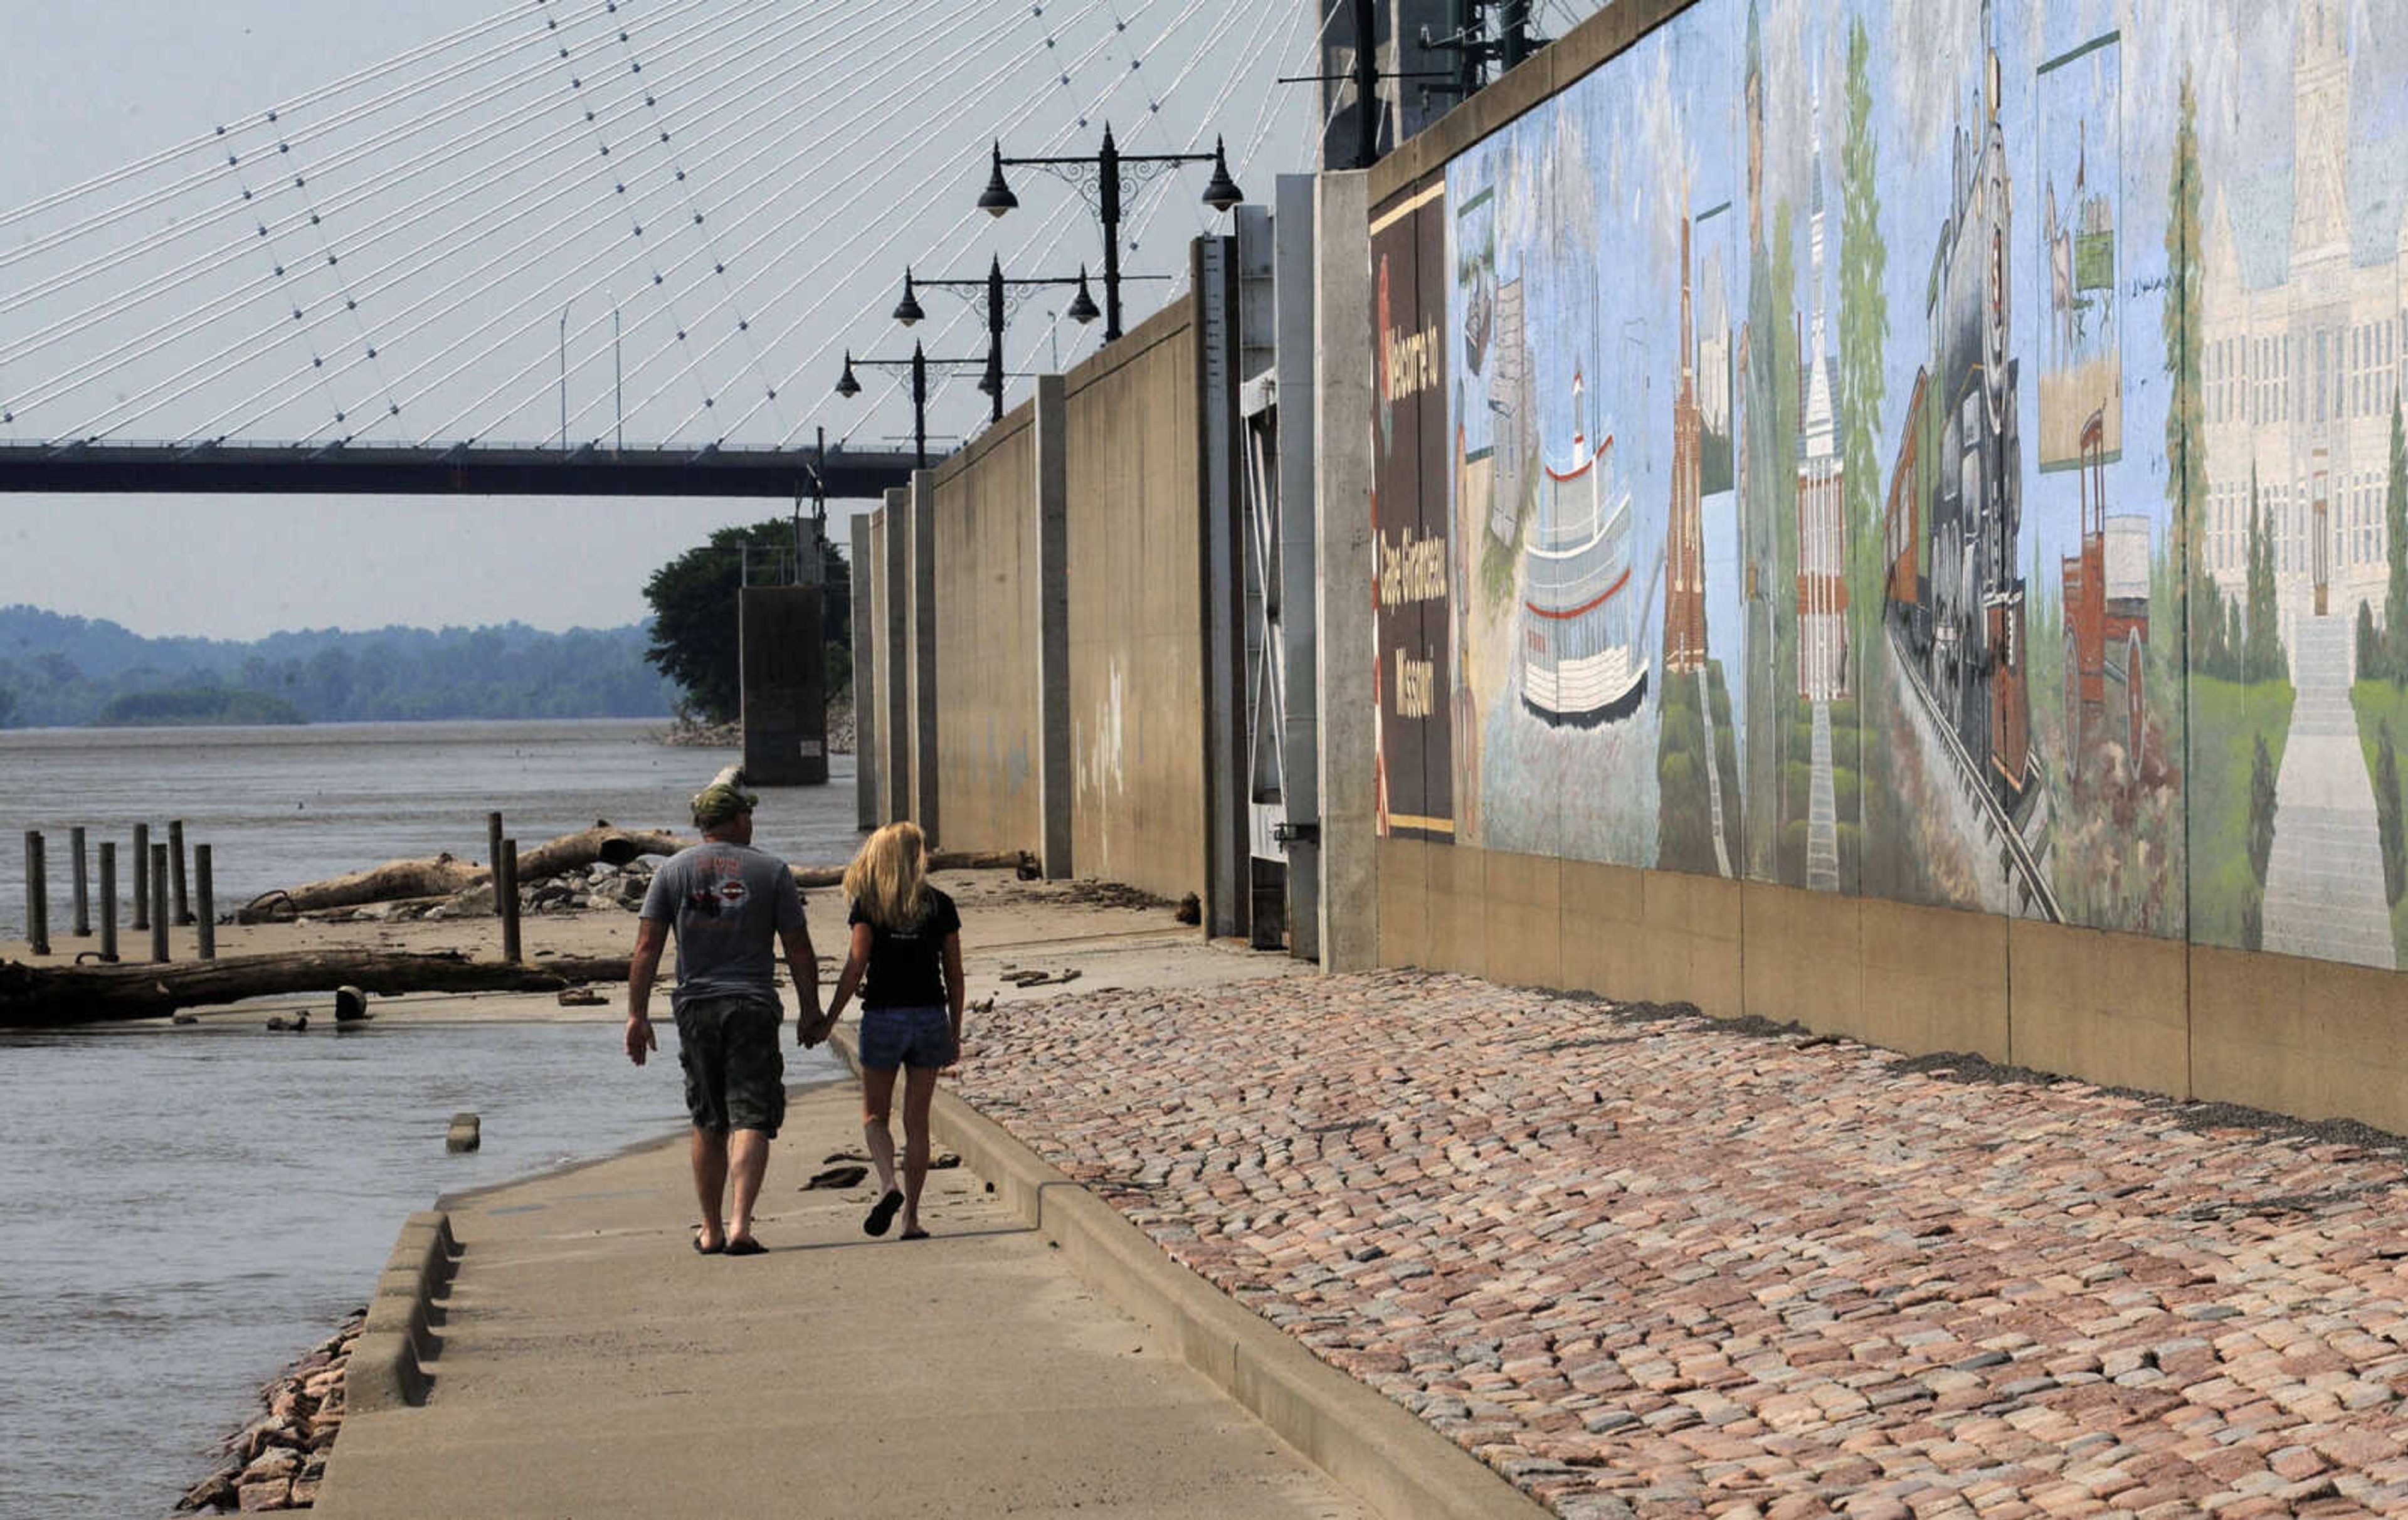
[
  {"x1": 796, "y1": 1005, "x2": 837, "y2": 1048},
  {"x1": 624, "y1": 1011, "x2": 657, "y2": 1066}
]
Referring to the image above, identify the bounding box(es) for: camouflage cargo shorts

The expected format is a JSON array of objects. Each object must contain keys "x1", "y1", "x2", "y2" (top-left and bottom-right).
[{"x1": 672, "y1": 994, "x2": 786, "y2": 1136}]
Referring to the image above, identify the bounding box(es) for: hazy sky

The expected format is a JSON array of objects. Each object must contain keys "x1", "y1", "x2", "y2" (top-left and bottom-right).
[{"x1": 0, "y1": 1, "x2": 1314, "y2": 638}]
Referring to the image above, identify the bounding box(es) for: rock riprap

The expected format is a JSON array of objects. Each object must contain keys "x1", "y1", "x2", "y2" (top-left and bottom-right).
[{"x1": 178, "y1": 1310, "x2": 361, "y2": 1514}]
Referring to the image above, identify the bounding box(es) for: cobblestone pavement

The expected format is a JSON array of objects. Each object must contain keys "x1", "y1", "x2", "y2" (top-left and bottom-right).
[{"x1": 953, "y1": 969, "x2": 2408, "y2": 1519}]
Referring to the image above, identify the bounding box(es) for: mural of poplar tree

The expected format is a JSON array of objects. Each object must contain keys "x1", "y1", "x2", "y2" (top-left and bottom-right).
[{"x1": 1837, "y1": 18, "x2": 1886, "y2": 623}]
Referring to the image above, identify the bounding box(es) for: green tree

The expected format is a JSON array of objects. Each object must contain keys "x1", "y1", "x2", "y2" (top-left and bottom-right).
[
  {"x1": 2386, "y1": 401, "x2": 2407, "y2": 680},
  {"x1": 1837, "y1": 17, "x2": 1888, "y2": 632},
  {"x1": 643, "y1": 518, "x2": 852, "y2": 723},
  {"x1": 2164, "y1": 68, "x2": 2212, "y2": 652}
]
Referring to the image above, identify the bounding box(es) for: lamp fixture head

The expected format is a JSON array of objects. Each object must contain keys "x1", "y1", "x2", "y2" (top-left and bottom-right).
[
  {"x1": 835, "y1": 353, "x2": 860, "y2": 398},
  {"x1": 1065, "y1": 267, "x2": 1101, "y2": 326},
  {"x1": 892, "y1": 270, "x2": 924, "y2": 327},
  {"x1": 1201, "y1": 136, "x2": 1242, "y2": 213},
  {"x1": 978, "y1": 140, "x2": 1018, "y2": 218}
]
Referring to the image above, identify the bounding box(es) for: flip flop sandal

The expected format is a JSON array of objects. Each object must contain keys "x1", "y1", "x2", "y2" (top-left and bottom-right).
[
  {"x1": 724, "y1": 1237, "x2": 767, "y2": 1257},
  {"x1": 864, "y1": 1188, "x2": 905, "y2": 1237},
  {"x1": 899, "y1": 1226, "x2": 929, "y2": 1241},
  {"x1": 693, "y1": 1233, "x2": 726, "y2": 1255}
]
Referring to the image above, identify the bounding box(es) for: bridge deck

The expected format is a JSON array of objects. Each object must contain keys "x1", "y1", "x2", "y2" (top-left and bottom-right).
[{"x1": 0, "y1": 441, "x2": 921, "y2": 499}]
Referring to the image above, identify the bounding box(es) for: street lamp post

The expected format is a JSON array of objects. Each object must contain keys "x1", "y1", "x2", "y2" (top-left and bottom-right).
[
  {"x1": 892, "y1": 255, "x2": 1100, "y2": 421},
  {"x1": 979, "y1": 125, "x2": 1243, "y2": 342},
  {"x1": 835, "y1": 341, "x2": 985, "y2": 470}
]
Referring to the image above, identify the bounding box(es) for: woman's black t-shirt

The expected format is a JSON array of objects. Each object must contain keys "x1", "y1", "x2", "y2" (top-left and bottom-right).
[{"x1": 850, "y1": 887, "x2": 961, "y2": 1010}]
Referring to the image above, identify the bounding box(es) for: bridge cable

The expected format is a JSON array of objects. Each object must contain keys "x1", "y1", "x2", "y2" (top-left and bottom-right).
[
  {"x1": 636, "y1": 0, "x2": 1174, "y2": 443},
  {"x1": 0, "y1": 0, "x2": 582, "y2": 245},
  {"x1": 670, "y1": 0, "x2": 1185, "y2": 442},
  {"x1": 407, "y1": 0, "x2": 1032, "y2": 445},
  {"x1": 55, "y1": 0, "x2": 836, "y2": 441},
  {"x1": 6, "y1": 0, "x2": 763, "y2": 429},
  {"x1": 0, "y1": 0, "x2": 668, "y2": 289},
  {"x1": 739, "y1": 0, "x2": 1212, "y2": 446},
  {"x1": 95, "y1": 1, "x2": 855, "y2": 443}
]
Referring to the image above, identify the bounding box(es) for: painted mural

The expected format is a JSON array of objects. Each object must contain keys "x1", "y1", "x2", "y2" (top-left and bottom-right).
[{"x1": 1403, "y1": 0, "x2": 2408, "y2": 972}]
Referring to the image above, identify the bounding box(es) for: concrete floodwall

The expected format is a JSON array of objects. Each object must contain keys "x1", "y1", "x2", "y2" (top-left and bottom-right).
[
  {"x1": 1062, "y1": 301, "x2": 1208, "y2": 904},
  {"x1": 850, "y1": 292, "x2": 1208, "y2": 906},
  {"x1": 928, "y1": 412, "x2": 1043, "y2": 860},
  {"x1": 1356, "y1": 0, "x2": 2408, "y2": 1132}
]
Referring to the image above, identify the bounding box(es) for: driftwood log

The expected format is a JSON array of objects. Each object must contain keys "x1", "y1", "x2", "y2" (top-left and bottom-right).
[
  {"x1": 793, "y1": 848, "x2": 1034, "y2": 889},
  {"x1": 236, "y1": 825, "x2": 694, "y2": 922},
  {"x1": 238, "y1": 838, "x2": 1035, "y2": 920},
  {"x1": 0, "y1": 951, "x2": 633, "y2": 1027}
]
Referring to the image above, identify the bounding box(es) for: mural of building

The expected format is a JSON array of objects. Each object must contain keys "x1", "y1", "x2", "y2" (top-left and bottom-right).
[
  {"x1": 1666, "y1": 216, "x2": 1709, "y2": 678},
  {"x1": 2199, "y1": 0, "x2": 2407, "y2": 652}
]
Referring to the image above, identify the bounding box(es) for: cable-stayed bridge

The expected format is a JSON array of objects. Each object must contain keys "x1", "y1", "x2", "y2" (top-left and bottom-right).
[{"x1": 0, "y1": 0, "x2": 1323, "y2": 500}]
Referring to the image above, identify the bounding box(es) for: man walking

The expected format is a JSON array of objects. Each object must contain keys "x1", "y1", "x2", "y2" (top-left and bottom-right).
[{"x1": 625, "y1": 771, "x2": 825, "y2": 1255}]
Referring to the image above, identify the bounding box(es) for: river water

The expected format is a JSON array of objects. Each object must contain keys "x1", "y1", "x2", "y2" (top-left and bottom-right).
[{"x1": 0, "y1": 721, "x2": 861, "y2": 1516}]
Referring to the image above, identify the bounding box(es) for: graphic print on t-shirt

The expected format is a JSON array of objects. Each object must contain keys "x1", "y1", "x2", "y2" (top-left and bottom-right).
[{"x1": 682, "y1": 852, "x2": 750, "y2": 917}]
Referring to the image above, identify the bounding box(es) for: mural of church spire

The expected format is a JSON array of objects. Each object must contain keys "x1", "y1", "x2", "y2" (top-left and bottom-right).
[{"x1": 1796, "y1": 73, "x2": 1847, "y2": 707}]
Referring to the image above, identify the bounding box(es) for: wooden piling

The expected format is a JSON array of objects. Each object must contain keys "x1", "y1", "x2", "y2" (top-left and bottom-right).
[
  {"x1": 195, "y1": 845, "x2": 216, "y2": 961},
  {"x1": 131, "y1": 823, "x2": 150, "y2": 932},
  {"x1": 169, "y1": 820, "x2": 193, "y2": 926},
  {"x1": 487, "y1": 813, "x2": 505, "y2": 917},
  {"x1": 498, "y1": 839, "x2": 522, "y2": 964},
  {"x1": 98, "y1": 843, "x2": 119, "y2": 963},
  {"x1": 24, "y1": 830, "x2": 48, "y2": 956},
  {"x1": 70, "y1": 826, "x2": 90, "y2": 937},
  {"x1": 149, "y1": 843, "x2": 170, "y2": 963}
]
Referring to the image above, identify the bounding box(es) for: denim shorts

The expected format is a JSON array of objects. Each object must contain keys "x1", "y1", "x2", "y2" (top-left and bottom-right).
[
  {"x1": 858, "y1": 1005, "x2": 955, "y2": 1070},
  {"x1": 673, "y1": 995, "x2": 786, "y2": 1136}
]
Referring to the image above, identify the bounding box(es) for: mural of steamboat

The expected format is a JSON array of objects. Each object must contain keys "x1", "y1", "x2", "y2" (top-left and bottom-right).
[
  {"x1": 1521, "y1": 372, "x2": 1648, "y2": 727},
  {"x1": 1881, "y1": 37, "x2": 2059, "y2": 919}
]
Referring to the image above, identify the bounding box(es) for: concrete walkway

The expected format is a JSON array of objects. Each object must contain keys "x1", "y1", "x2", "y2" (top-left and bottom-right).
[{"x1": 313, "y1": 1081, "x2": 1376, "y2": 1520}]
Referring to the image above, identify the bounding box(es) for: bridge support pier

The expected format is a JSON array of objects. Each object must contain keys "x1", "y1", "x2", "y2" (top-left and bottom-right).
[{"x1": 739, "y1": 584, "x2": 827, "y2": 786}]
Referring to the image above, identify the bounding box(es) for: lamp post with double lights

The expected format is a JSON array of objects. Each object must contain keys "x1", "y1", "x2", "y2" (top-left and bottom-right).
[
  {"x1": 891, "y1": 254, "x2": 1100, "y2": 422},
  {"x1": 833, "y1": 340, "x2": 985, "y2": 470},
  {"x1": 978, "y1": 125, "x2": 1243, "y2": 342}
]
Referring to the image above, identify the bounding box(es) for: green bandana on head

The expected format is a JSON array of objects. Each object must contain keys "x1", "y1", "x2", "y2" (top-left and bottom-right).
[{"x1": 690, "y1": 781, "x2": 758, "y2": 828}]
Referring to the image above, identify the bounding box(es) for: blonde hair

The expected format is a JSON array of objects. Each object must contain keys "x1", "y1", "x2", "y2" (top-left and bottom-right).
[{"x1": 844, "y1": 821, "x2": 930, "y2": 929}]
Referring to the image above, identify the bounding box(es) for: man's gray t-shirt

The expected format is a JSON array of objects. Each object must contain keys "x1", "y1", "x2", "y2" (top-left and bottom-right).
[{"x1": 639, "y1": 841, "x2": 805, "y2": 1008}]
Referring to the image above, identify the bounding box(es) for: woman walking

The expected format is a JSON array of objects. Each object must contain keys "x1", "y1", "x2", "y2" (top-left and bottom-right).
[{"x1": 821, "y1": 821, "x2": 964, "y2": 1240}]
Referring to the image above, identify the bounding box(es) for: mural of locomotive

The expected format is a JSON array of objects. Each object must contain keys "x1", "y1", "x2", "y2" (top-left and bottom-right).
[{"x1": 1881, "y1": 39, "x2": 2044, "y2": 835}]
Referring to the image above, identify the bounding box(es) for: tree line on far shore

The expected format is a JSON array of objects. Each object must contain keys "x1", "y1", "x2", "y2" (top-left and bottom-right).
[
  {"x1": 0, "y1": 606, "x2": 677, "y2": 727},
  {"x1": 0, "y1": 514, "x2": 855, "y2": 729}
]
